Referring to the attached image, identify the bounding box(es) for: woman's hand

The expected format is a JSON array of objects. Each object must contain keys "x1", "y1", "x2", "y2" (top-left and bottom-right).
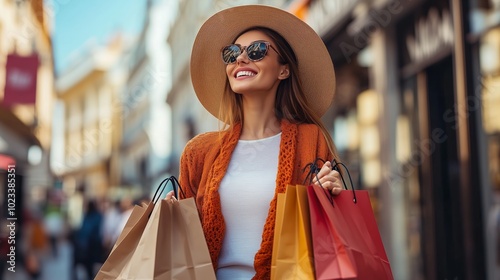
[
  {"x1": 312, "y1": 161, "x2": 343, "y2": 195},
  {"x1": 164, "y1": 190, "x2": 178, "y2": 203}
]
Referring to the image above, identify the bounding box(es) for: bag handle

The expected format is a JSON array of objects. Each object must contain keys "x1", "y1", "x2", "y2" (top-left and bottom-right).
[
  {"x1": 152, "y1": 177, "x2": 171, "y2": 204},
  {"x1": 150, "y1": 175, "x2": 187, "y2": 204},
  {"x1": 302, "y1": 157, "x2": 325, "y2": 186},
  {"x1": 167, "y1": 175, "x2": 186, "y2": 199},
  {"x1": 302, "y1": 158, "x2": 357, "y2": 204},
  {"x1": 332, "y1": 159, "x2": 357, "y2": 204}
]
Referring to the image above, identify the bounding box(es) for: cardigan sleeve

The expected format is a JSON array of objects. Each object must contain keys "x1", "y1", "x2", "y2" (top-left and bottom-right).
[
  {"x1": 178, "y1": 132, "x2": 219, "y2": 199},
  {"x1": 179, "y1": 140, "x2": 197, "y2": 199}
]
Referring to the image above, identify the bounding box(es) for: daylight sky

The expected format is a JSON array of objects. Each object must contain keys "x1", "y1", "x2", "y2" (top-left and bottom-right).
[{"x1": 52, "y1": 0, "x2": 146, "y2": 74}]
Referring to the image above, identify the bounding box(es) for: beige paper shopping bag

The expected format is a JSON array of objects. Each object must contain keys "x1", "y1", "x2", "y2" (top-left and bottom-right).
[
  {"x1": 95, "y1": 176, "x2": 215, "y2": 280},
  {"x1": 95, "y1": 201, "x2": 155, "y2": 280}
]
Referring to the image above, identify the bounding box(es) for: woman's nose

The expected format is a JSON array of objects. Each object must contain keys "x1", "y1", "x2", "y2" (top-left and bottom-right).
[{"x1": 236, "y1": 49, "x2": 249, "y2": 63}]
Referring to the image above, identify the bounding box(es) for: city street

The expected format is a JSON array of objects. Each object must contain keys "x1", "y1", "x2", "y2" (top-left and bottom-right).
[{"x1": 1, "y1": 0, "x2": 499, "y2": 279}]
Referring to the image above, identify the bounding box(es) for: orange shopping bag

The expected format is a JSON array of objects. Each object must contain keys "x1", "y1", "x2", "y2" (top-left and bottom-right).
[{"x1": 271, "y1": 184, "x2": 315, "y2": 279}]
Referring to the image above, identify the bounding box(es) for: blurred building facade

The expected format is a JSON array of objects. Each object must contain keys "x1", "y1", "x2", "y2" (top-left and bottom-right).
[
  {"x1": 52, "y1": 0, "x2": 180, "y2": 229},
  {"x1": 166, "y1": 0, "x2": 217, "y2": 178},
  {"x1": 119, "y1": 0, "x2": 175, "y2": 198},
  {"x1": 53, "y1": 36, "x2": 129, "y2": 228},
  {"x1": 0, "y1": 0, "x2": 55, "y2": 218}
]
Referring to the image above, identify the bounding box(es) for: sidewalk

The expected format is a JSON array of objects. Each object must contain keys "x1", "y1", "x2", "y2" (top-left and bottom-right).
[
  {"x1": 41, "y1": 240, "x2": 72, "y2": 280},
  {"x1": 3, "y1": 240, "x2": 73, "y2": 280}
]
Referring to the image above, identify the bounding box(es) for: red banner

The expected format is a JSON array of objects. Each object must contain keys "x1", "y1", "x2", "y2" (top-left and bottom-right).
[{"x1": 2, "y1": 54, "x2": 39, "y2": 106}]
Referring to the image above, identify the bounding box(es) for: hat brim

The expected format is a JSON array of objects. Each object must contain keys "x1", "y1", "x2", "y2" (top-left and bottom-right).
[{"x1": 190, "y1": 5, "x2": 335, "y2": 120}]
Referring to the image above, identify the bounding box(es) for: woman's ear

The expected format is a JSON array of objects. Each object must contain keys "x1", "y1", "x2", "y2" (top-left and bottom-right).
[{"x1": 278, "y1": 66, "x2": 290, "y2": 80}]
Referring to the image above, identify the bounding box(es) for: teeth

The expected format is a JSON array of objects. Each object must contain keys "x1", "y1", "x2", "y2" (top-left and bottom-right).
[{"x1": 236, "y1": 71, "x2": 256, "y2": 78}]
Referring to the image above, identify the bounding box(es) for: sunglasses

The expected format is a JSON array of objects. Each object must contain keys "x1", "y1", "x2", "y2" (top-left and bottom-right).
[{"x1": 221, "y1": 40, "x2": 280, "y2": 64}]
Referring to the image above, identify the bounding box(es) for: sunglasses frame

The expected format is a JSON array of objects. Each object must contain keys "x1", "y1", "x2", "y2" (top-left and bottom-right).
[{"x1": 221, "y1": 40, "x2": 280, "y2": 65}]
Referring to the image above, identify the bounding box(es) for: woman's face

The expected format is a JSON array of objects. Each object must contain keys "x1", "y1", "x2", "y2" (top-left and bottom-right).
[{"x1": 225, "y1": 30, "x2": 289, "y2": 96}]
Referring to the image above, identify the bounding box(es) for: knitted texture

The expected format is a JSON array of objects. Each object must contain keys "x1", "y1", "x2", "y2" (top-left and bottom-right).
[{"x1": 179, "y1": 119, "x2": 332, "y2": 279}]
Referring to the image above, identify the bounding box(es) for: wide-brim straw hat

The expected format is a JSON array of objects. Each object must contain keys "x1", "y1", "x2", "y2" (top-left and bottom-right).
[{"x1": 190, "y1": 5, "x2": 335, "y2": 119}]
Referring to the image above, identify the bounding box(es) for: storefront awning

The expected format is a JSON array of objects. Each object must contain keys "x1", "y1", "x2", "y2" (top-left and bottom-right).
[{"x1": 0, "y1": 105, "x2": 40, "y2": 147}]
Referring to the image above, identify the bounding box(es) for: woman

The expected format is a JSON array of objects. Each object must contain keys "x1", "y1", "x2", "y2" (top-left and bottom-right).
[{"x1": 167, "y1": 5, "x2": 343, "y2": 279}]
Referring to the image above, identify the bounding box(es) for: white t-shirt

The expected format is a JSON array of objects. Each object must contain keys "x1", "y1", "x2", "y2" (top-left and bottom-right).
[{"x1": 216, "y1": 133, "x2": 281, "y2": 279}]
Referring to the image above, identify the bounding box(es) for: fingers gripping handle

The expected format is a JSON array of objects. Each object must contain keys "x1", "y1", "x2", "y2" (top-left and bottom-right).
[{"x1": 151, "y1": 175, "x2": 186, "y2": 204}]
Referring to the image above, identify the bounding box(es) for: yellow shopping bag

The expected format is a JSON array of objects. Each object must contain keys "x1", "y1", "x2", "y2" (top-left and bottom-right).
[{"x1": 271, "y1": 184, "x2": 315, "y2": 279}]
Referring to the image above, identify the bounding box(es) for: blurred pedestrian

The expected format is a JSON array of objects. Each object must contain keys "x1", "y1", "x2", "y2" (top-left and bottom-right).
[
  {"x1": 100, "y1": 199, "x2": 121, "y2": 261},
  {"x1": 74, "y1": 199, "x2": 103, "y2": 280},
  {"x1": 110, "y1": 197, "x2": 134, "y2": 245},
  {"x1": 24, "y1": 208, "x2": 48, "y2": 280},
  {"x1": 44, "y1": 204, "x2": 64, "y2": 258}
]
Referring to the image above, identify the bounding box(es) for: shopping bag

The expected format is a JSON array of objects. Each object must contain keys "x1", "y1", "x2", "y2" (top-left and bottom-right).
[
  {"x1": 270, "y1": 193, "x2": 285, "y2": 279},
  {"x1": 95, "y1": 177, "x2": 167, "y2": 280},
  {"x1": 95, "y1": 176, "x2": 216, "y2": 280},
  {"x1": 307, "y1": 160, "x2": 394, "y2": 280},
  {"x1": 271, "y1": 184, "x2": 315, "y2": 279}
]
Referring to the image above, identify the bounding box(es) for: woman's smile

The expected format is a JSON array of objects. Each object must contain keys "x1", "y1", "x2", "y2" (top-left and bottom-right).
[{"x1": 235, "y1": 70, "x2": 256, "y2": 79}]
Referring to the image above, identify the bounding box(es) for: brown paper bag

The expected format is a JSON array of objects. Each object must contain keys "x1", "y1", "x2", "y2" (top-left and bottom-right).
[
  {"x1": 95, "y1": 176, "x2": 215, "y2": 280},
  {"x1": 95, "y1": 202, "x2": 154, "y2": 280},
  {"x1": 113, "y1": 198, "x2": 215, "y2": 279}
]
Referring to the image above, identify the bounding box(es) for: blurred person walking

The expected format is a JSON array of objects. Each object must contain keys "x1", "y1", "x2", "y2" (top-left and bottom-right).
[
  {"x1": 73, "y1": 199, "x2": 103, "y2": 280},
  {"x1": 100, "y1": 199, "x2": 121, "y2": 261},
  {"x1": 23, "y1": 208, "x2": 49, "y2": 280},
  {"x1": 110, "y1": 197, "x2": 134, "y2": 245},
  {"x1": 44, "y1": 204, "x2": 65, "y2": 258}
]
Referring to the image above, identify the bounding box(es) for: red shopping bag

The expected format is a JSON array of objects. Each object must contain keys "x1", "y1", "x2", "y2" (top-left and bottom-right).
[{"x1": 306, "y1": 160, "x2": 394, "y2": 280}]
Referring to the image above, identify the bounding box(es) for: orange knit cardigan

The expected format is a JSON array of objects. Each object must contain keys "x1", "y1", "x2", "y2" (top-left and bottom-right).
[{"x1": 179, "y1": 119, "x2": 332, "y2": 279}]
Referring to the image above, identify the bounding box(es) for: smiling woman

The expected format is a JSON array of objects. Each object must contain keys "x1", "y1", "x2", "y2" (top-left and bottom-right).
[{"x1": 163, "y1": 5, "x2": 342, "y2": 279}]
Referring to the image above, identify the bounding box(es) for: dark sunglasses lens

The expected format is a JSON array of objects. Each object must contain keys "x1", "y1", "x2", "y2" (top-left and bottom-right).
[
  {"x1": 247, "y1": 42, "x2": 268, "y2": 61},
  {"x1": 222, "y1": 45, "x2": 241, "y2": 64}
]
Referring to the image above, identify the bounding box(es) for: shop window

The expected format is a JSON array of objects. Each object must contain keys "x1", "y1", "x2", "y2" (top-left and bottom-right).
[
  {"x1": 481, "y1": 30, "x2": 500, "y2": 278},
  {"x1": 331, "y1": 62, "x2": 369, "y2": 191},
  {"x1": 397, "y1": 75, "x2": 424, "y2": 279},
  {"x1": 480, "y1": 27, "x2": 500, "y2": 194}
]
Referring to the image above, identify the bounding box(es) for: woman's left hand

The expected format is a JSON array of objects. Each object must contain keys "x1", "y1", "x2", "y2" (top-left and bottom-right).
[{"x1": 312, "y1": 161, "x2": 343, "y2": 195}]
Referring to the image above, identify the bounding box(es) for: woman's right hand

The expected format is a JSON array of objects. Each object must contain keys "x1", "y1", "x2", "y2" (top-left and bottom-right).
[{"x1": 164, "y1": 190, "x2": 177, "y2": 203}]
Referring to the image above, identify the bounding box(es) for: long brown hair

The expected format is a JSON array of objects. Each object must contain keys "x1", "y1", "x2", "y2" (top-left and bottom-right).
[{"x1": 218, "y1": 27, "x2": 338, "y2": 158}]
